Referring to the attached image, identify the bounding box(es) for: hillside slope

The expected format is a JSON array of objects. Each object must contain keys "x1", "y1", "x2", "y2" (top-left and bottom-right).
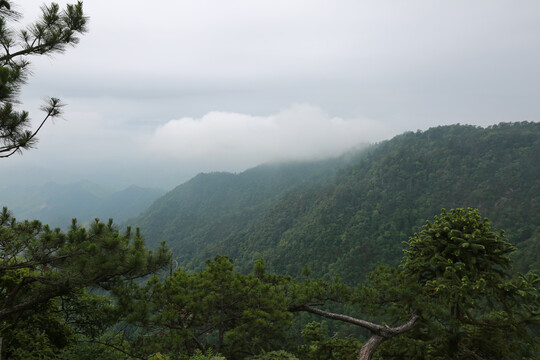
[
  {"x1": 135, "y1": 122, "x2": 540, "y2": 281},
  {"x1": 130, "y1": 155, "x2": 363, "y2": 264},
  {"x1": 218, "y1": 122, "x2": 540, "y2": 282}
]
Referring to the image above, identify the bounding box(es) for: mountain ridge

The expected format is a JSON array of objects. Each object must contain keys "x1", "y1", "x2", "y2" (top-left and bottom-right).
[{"x1": 132, "y1": 122, "x2": 539, "y2": 281}]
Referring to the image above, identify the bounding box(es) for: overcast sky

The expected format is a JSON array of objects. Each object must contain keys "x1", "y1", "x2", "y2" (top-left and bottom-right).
[{"x1": 2, "y1": 0, "x2": 539, "y2": 189}]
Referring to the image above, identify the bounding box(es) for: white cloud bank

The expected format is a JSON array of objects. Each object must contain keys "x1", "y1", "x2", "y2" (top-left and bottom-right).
[{"x1": 145, "y1": 104, "x2": 397, "y2": 171}]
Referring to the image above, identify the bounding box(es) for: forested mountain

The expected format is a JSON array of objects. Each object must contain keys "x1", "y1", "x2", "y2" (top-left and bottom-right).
[
  {"x1": 225, "y1": 122, "x2": 540, "y2": 282},
  {"x1": 129, "y1": 154, "x2": 365, "y2": 265},
  {"x1": 2, "y1": 122, "x2": 539, "y2": 360},
  {"x1": 2, "y1": 1, "x2": 537, "y2": 357},
  {"x1": 133, "y1": 122, "x2": 540, "y2": 282},
  {"x1": 0, "y1": 181, "x2": 164, "y2": 228}
]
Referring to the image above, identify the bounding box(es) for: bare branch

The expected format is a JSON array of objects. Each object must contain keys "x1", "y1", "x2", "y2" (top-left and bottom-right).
[{"x1": 291, "y1": 304, "x2": 420, "y2": 360}]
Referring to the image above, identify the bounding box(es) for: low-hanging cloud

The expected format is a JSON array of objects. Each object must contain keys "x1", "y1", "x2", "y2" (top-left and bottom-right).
[{"x1": 145, "y1": 104, "x2": 397, "y2": 171}]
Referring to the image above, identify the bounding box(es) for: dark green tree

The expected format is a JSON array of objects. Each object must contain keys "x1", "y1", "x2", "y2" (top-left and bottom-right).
[
  {"x1": 253, "y1": 350, "x2": 299, "y2": 360},
  {"x1": 286, "y1": 272, "x2": 419, "y2": 360},
  {"x1": 121, "y1": 256, "x2": 292, "y2": 360},
  {"x1": 296, "y1": 321, "x2": 361, "y2": 360},
  {"x1": 0, "y1": 0, "x2": 87, "y2": 158},
  {"x1": 0, "y1": 288, "x2": 120, "y2": 360},
  {"x1": 0, "y1": 207, "x2": 171, "y2": 357},
  {"x1": 288, "y1": 209, "x2": 539, "y2": 360},
  {"x1": 391, "y1": 208, "x2": 540, "y2": 359}
]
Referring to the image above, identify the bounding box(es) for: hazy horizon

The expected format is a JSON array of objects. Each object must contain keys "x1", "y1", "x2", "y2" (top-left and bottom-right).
[{"x1": 1, "y1": 0, "x2": 539, "y2": 189}]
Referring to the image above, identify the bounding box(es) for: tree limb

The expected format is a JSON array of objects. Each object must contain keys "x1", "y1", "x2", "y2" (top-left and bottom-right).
[
  {"x1": 0, "y1": 98, "x2": 62, "y2": 158},
  {"x1": 0, "y1": 283, "x2": 69, "y2": 321},
  {"x1": 0, "y1": 254, "x2": 73, "y2": 271},
  {"x1": 290, "y1": 304, "x2": 420, "y2": 360}
]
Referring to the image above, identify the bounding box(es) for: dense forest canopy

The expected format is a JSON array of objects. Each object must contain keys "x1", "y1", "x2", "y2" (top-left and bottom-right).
[
  {"x1": 3, "y1": 208, "x2": 536, "y2": 360},
  {"x1": 1, "y1": 1, "x2": 539, "y2": 359},
  {"x1": 132, "y1": 122, "x2": 540, "y2": 282},
  {"x1": 2, "y1": 122, "x2": 539, "y2": 358}
]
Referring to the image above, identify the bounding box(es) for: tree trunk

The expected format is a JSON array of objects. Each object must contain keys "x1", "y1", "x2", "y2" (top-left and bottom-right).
[{"x1": 357, "y1": 334, "x2": 384, "y2": 360}]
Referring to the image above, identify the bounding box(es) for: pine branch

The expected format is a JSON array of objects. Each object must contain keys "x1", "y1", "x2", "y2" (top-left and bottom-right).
[
  {"x1": 0, "y1": 97, "x2": 63, "y2": 157},
  {"x1": 0, "y1": 282, "x2": 69, "y2": 321},
  {"x1": 0, "y1": 253, "x2": 73, "y2": 271}
]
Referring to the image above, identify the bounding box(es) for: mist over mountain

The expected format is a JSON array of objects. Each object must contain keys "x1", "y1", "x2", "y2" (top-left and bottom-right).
[
  {"x1": 127, "y1": 153, "x2": 365, "y2": 262},
  {"x1": 1, "y1": 122, "x2": 539, "y2": 358},
  {"x1": 2, "y1": 0, "x2": 540, "y2": 356},
  {"x1": 130, "y1": 122, "x2": 540, "y2": 282},
  {"x1": 3, "y1": 122, "x2": 538, "y2": 280}
]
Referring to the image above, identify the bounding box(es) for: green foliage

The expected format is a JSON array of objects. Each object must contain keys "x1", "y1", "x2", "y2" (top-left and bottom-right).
[
  {"x1": 296, "y1": 322, "x2": 361, "y2": 360},
  {"x1": 403, "y1": 208, "x2": 514, "y2": 306},
  {"x1": 0, "y1": 208, "x2": 170, "y2": 318},
  {"x1": 375, "y1": 208, "x2": 540, "y2": 359},
  {"x1": 0, "y1": 298, "x2": 72, "y2": 359},
  {"x1": 253, "y1": 350, "x2": 299, "y2": 360},
  {"x1": 58, "y1": 339, "x2": 127, "y2": 360},
  {"x1": 187, "y1": 349, "x2": 226, "y2": 360},
  {"x1": 0, "y1": 208, "x2": 533, "y2": 359},
  {"x1": 0, "y1": 0, "x2": 88, "y2": 158},
  {"x1": 149, "y1": 354, "x2": 171, "y2": 360},
  {"x1": 59, "y1": 290, "x2": 119, "y2": 339},
  {"x1": 130, "y1": 158, "x2": 358, "y2": 271},
  {"x1": 135, "y1": 122, "x2": 540, "y2": 282},
  {"x1": 121, "y1": 256, "x2": 292, "y2": 360},
  {"x1": 0, "y1": 288, "x2": 124, "y2": 359},
  {"x1": 253, "y1": 122, "x2": 540, "y2": 282},
  {"x1": 285, "y1": 209, "x2": 539, "y2": 360},
  {"x1": 0, "y1": 207, "x2": 170, "y2": 357}
]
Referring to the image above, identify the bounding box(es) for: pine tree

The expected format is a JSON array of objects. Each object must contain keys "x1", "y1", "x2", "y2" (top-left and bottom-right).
[
  {"x1": 120, "y1": 256, "x2": 292, "y2": 360},
  {"x1": 0, "y1": 208, "x2": 170, "y2": 320},
  {"x1": 395, "y1": 208, "x2": 540, "y2": 359},
  {"x1": 0, "y1": 0, "x2": 87, "y2": 158},
  {"x1": 288, "y1": 208, "x2": 540, "y2": 360}
]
